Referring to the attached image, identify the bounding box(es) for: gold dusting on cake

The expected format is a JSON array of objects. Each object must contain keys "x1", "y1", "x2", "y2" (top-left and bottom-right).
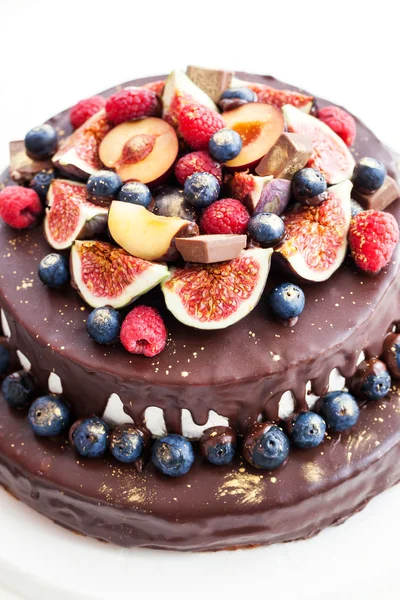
[
  {"x1": 217, "y1": 469, "x2": 264, "y2": 505},
  {"x1": 302, "y1": 462, "x2": 324, "y2": 483}
]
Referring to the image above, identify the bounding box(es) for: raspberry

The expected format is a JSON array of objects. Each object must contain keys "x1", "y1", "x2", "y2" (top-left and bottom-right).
[
  {"x1": 200, "y1": 198, "x2": 250, "y2": 235},
  {"x1": 69, "y1": 96, "x2": 106, "y2": 130},
  {"x1": 174, "y1": 151, "x2": 222, "y2": 186},
  {"x1": 105, "y1": 88, "x2": 160, "y2": 125},
  {"x1": 317, "y1": 105, "x2": 356, "y2": 147},
  {"x1": 349, "y1": 210, "x2": 399, "y2": 273},
  {"x1": 231, "y1": 172, "x2": 258, "y2": 202},
  {"x1": 0, "y1": 186, "x2": 42, "y2": 229},
  {"x1": 178, "y1": 102, "x2": 225, "y2": 150},
  {"x1": 120, "y1": 306, "x2": 167, "y2": 357},
  {"x1": 142, "y1": 80, "x2": 165, "y2": 96}
]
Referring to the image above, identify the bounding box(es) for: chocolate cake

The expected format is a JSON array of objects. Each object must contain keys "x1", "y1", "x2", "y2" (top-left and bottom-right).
[{"x1": 0, "y1": 69, "x2": 399, "y2": 551}]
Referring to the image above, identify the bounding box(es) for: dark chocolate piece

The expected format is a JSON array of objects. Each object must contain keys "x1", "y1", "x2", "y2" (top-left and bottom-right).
[
  {"x1": 175, "y1": 234, "x2": 246, "y2": 263},
  {"x1": 255, "y1": 133, "x2": 313, "y2": 179},
  {"x1": 186, "y1": 66, "x2": 233, "y2": 103},
  {"x1": 352, "y1": 175, "x2": 399, "y2": 211},
  {"x1": 9, "y1": 141, "x2": 53, "y2": 184}
]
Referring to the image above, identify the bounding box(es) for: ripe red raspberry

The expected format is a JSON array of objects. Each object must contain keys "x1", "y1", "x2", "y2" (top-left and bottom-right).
[
  {"x1": 317, "y1": 105, "x2": 356, "y2": 147},
  {"x1": 69, "y1": 96, "x2": 106, "y2": 130},
  {"x1": 200, "y1": 198, "x2": 250, "y2": 235},
  {"x1": 105, "y1": 88, "x2": 160, "y2": 125},
  {"x1": 178, "y1": 102, "x2": 225, "y2": 150},
  {"x1": 0, "y1": 186, "x2": 42, "y2": 229},
  {"x1": 349, "y1": 210, "x2": 399, "y2": 273},
  {"x1": 120, "y1": 306, "x2": 167, "y2": 357},
  {"x1": 142, "y1": 80, "x2": 165, "y2": 96},
  {"x1": 174, "y1": 151, "x2": 222, "y2": 186}
]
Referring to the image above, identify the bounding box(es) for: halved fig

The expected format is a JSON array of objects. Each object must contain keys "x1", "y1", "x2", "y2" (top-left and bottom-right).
[
  {"x1": 162, "y1": 69, "x2": 218, "y2": 128},
  {"x1": 71, "y1": 240, "x2": 169, "y2": 308},
  {"x1": 231, "y1": 77, "x2": 314, "y2": 113},
  {"x1": 52, "y1": 110, "x2": 112, "y2": 180},
  {"x1": 44, "y1": 179, "x2": 108, "y2": 250},
  {"x1": 282, "y1": 105, "x2": 355, "y2": 184},
  {"x1": 275, "y1": 179, "x2": 352, "y2": 282},
  {"x1": 161, "y1": 248, "x2": 273, "y2": 330},
  {"x1": 230, "y1": 172, "x2": 273, "y2": 213}
]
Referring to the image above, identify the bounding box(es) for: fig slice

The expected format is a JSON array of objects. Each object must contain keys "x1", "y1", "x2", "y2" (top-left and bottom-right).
[
  {"x1": 71, "y1": 240, "x2": 169, "y2": 308},
  {"x1": 161, "y1": 248, "x2": 273, "y2": 330},
  {"x1": 162, "y1": 69, "x2": 218, "y2": 128},
  {"x1": 282, "y1": 105, "x2": 355, "y2": 184},
  {"x1": 44, "y1": 179, "x2": 108, "y2": 250},
  {"x1": 231, "y1": 78, "x2": 314, "y2": 113},
  {"x1": 52, "y1": 109, "x2": 112, "y2": 180},
  {"x1": 275, "y1": 179, "x2": 352, "y2": 282}
]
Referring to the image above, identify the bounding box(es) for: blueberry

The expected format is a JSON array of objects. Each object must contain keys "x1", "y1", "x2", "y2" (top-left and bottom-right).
[
  {"x1": 184, "y1": 172, "x2": 220, "y2": 208},
  {"x1": 319, "y1": 391, "x2": 360, "y2": 432},
  {"x1": 352, "y1": 158, "x2": 386, "y2": 193},
  {"x1": 292, "y1": 168, "x2": 327, "y2": 205},
  {"x1": 200, "y1": 426, "x2": 237, "y2": 466},
  {"x1": 24, "y1": 124, "x2": 58, "y2": 160},
  {"x1": 152, "y1": 434, "x2": 194, "y2": 477},
  {"x1": 268, "y1": 282, "x2": 305, "y2": 321},
  {"x1": 219, "y1": 87, "x2": 257, "y2": 111},
  {"x1": 1, "y1": 371, "x2": 36, "y2": 409},
  {"x1": 208, "y1": 128, "x2": 242, "y2": 163},
  {"x1": 360, "y1": 371, "x2": 391, "y2": 401},
  {"x1": 71, "y1": 417, "x2": 110, "y2": 458},
  {"x1": 30, "y1": 169, "x2": 55, "y2": 202},
  {"x1": 248, "y1": 213, "x2": 285, "y2": 247},
  {"x1": 118, "y1": 182, "x2": 152, "y2": 208},
  {"x1": 243, "y1": 423, "x2": 289, "y2": 470},
  {"x1": 350, "y1": 199, "x2": 364, "y2": 218},
  {"x1": 108, "y1": 425, "x2": 145, "y2": 463},
  {"x1": 87, "y1": 170, "x2": 123, "y2": 199},
  {"x1": 86, "y1": 307, "x2": 122, "y2": 345},
  {"x1": 38, "y1": 253, "x2": 69, "y2": 288},
  {"x1": 28, "y1": 395, "x2": 71, "y2": 437},
  {"x1": 0, "y1": 344, "x2": 10, "y2": 376},
  {"x1": 290, "y1": 412, "x2": 326, "y2": 448},
  {"x1": 153, "y1": 186, "x2": 197, "y2": 221}
]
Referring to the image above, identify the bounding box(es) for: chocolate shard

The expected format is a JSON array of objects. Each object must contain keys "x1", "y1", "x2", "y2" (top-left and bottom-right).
[
  {"x1": 352, "y1": 175, "x2": 400, "y2": 211},
  {"x1": 186, "y1": 66, "x2": 233, "y2": 103},
  {"x1": 9, "y1": 140, "x2": 53, "y2": 184},
  {"x1": 175, "y1": 234, "x2": 247, "y2": 264},
  {"x1": 255, "y1": 133, "x2": 313, "y2": 179}
]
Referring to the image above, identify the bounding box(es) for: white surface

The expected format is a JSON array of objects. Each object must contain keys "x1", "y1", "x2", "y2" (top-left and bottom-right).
[{"x1": 0, "y1": 0, "x2": 399, "y2": 598}]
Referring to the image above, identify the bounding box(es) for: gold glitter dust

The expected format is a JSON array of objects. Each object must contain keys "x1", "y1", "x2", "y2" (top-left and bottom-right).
[
  {"x1": 217, "y1": 470, "x2": 264, "y2": 505},
  {"x1": 270, "y1": 477, "x2": 277, "y2": 484},
  {"x1": 181, "y1": 371, "x2": 189, "y2": 378},
  {"x1": 302, "y1": 462, "x2": 324, "y2": 483}
]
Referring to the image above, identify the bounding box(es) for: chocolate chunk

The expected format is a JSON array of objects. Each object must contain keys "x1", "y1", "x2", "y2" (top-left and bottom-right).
[
  {"x1": 9, "y1": 141, "x2": 53, "y2": 184},
  {"x1": 255, "y1": 133, "x2": 313, "y2": 179},
  {"x1": 352, "y1": 175, "x2": 399, "y2": 211},
  {"x1": 175, "y1": 234, "x2": 247, "y2": 263},
  {"x1": 186, "y1": 66, "x2": 233, "y2": 103}
]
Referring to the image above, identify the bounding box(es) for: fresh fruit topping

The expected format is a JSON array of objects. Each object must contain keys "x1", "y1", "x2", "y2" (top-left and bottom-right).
[
  {"x1": 108, "y1": 425, "x2": 146, "y2": 463},
  {"x1": 28, "y1": 395, "x2": 71, "y2": 437},
  {"x1": 25, "y1": 124, "x2": 58, "y2": 160},
  {"x1": 44, "y1": 179, "x2": 108, "y2": 250},
  {"x1": 219, "y1": 87, "x2": 257, "y2": 112},
  {"x1": 350, "y1": 199, "x2": 364, "y2": 218},
  {"x1": 1, "y1": 371, "x2": 36, "y2": 409},
  {"x1": 382, "y1": 333, "x2": 400, "y2": 379},
  {"x1": 108, "y1": 201, "x2": 198, "y2": 261},
  {"x1": 222, "y1": 103, "x2": 285, "y2": 170},
  {"x1": 142, "y1": 79, "x2": 165, "y2": 96},
  {"x1": 243, "y1": 422, "x2": 290, "y2": 470},
  {"x1": 30, "y1": 169, "x2": 55, "y2": 202},
  {"x1": 317, "y1": 105, "x2": 356, "y2": 147},
  {"x1": 86, "y1": 306, "x2": 122, "y2": 345},
  {"x1": 71, "y1": 240, "x2": 169, "y2": 308},
  {"x1": 70, "y1": 96, "x2": 106, "y2": 130},
  {"x1": 318, "y1": 391, "x2": 359, "y2": 432},
  {"x1": 276, "y1": 180, "x2": 352, "y2": 282},
  {"x1": 200, "y1": 426, "x2": 237, "y2": 465},
  {"x1": 231, "y1": 171, "x2": 273, "y2": 212},
  {"x1": 255, "y1": 132, "x2": 313, "y2": 179},
  {"x1": 200, "y1": 198, "x2": 250, "y2": 235},
  {"x1": 120, "y1": 305, "x2": 167, "y2": 357},
  {"x1": 38, "y1": 253, "x2": 70, "y2": 288},
  {"x1": 290, "y1": 412, "x2": 326, "y2": 448},
  {"x1": 175, "y1": 234, "x2": 247, "y2": 264},
  {"x1": 174, "y1": 151, "x2": 222, "y2": 186},
  {"x1": 0, "y1": 186, "x2": 42, "y2": 229},
  {"x1": 178, "y1": 102, "x2": 225, "y2": 150},
  {"x1": 53, "y1": 110, "x2": 112, "y2": 179},
  {"x1": 86, "y1": 169, "x2": 123, "y2": 205},
  {"x1": 208, "y1": 128, "x2": 242, "y2": 162},
  {"x1": 268, "y1": 282, "x2": 305, "y2": 322},
  {"x1": 162, "y1": 248, "x2": 273, "y2": 330},
  {"x1": 105, "y1": 87, "x2": 160, "y2": 125},
  {"x1": 153, "y1": 186, "x2": 197, "y2": 221},
  {"x1": 99, "y1": 117, "x2": 178, "y2": 184},
  {"x1": 350, "y1": 358, "x2": 391, "y2": 401},
  {"x1": 248, "y1": 213, "x2": 285, "y2": 247},
  {"x1": 162, "y1": 69, "x2": 218, "y2": 128},
  {"x1": 152, "y1": 433, "x2": 195, "y2": 477},
  {"x1": 118, "y1": 182, "x2": 152, "y2": 208},
  {"x1": 0, "y1": 344, "x2": 10, "y2": 376},
  {"x1": 282, "y1": 105, "x2": 355, "y2": 184},
  {"x1": 232, "y1": 79, "x2": 314, "y2": 113},
  {"x1": 352, "y1": 157, "x2": 387, "y2": 193},
  {"x1": 183, "y1": 172, "x2": 220, "y2": 208},
  {"x1": 71, "y1": 417, "x2": 110, "y2": 458},
  {"x1": 292, "y1": 167, "x2": 328, "y2": 206},
  {"x1": 348, "y1": 210, "x2": 399, "y2": 273},
  {"x1": 253, "y1": 179, "x2": 292, "y2": 216}
]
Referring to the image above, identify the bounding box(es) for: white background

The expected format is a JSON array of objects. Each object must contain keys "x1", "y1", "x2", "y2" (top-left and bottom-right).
[{"x1": 0, "y1": 1, "x2": 399, "y2": 598}]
